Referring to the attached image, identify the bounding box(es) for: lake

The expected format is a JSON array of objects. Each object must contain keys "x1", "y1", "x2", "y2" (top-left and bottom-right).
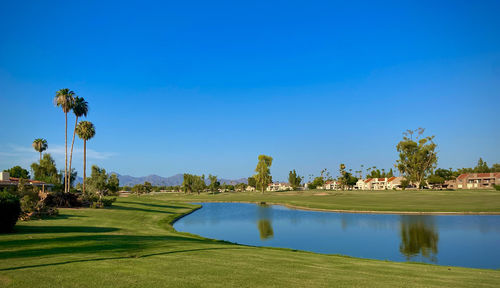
[{"x1": 174, "y1": 202, "x2": 500, "y2": 269}]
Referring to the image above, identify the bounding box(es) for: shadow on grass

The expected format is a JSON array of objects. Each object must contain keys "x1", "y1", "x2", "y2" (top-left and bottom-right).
[
  {"x1": 13, "y1": 226, "x2": 119, "y2": 235},
  {"x1": 116, "y1": 200, "x2": 189, "y2": 210},
  {"x1": 111, "y1": 205, "x2": 174, "y2": 214},
  {"x1": 0, "y1": 234, "x2": 214, "y2": 260},
  {"x1": 0, "y1": 246, "x2": 242, "y2": 271}
]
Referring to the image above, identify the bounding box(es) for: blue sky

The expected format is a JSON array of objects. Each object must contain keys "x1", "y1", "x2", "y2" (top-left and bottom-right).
[{"x1": 1, "y1": 0, "x2": 499, "y2": 181}]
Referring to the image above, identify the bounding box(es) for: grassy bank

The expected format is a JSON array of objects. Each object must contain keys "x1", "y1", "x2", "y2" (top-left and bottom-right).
[
  {"x1": 1, "y1": 196, "x2": 499, "y2": 287},
  {"x1": 146, "y1": 189, "x2": 500, "y2": 213}
]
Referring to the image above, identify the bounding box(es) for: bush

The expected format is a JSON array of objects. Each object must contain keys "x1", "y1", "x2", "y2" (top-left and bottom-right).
[
  {"x1": 44, "y1": 192, "x2": 82, "y2": 208},
  {"x1": 494, "y1": 185, "x2": 500, "y2": 191},
  {"x1": 101, "y1": 197, "x2": 116, "y2": 207},
  {"x1": 0, "y1": 191, "x2": 21, "y2": 233}
]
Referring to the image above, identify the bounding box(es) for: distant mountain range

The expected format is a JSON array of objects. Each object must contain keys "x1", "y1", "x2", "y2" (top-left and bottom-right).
[{"x1": 76, "y1": 173, "x2": 247, "y2": 187}]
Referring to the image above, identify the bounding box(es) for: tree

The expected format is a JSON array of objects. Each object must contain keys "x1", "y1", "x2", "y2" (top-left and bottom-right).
[
  {"x1": 30, "y1": 153, "x2": 62, "y2": 186},
  {"x1": 288, "y1": 170, "x2": 303, "y2": 190},
  {"x1": 396, "y1": 128, "x2": 438, "y2": 189},
  {"x1": 427, "y1": 174, "x2": 445, "y2": 189},
  {"x1": 68, "y1": 96, "x2": 88, "y2": 193},
  {"x1": 108, "y1": 173, "x2": 120, "y2": 195},
  {"x1": 76, "y1": 121, "x2": 96, "y2": 194},
  {"x1": 309, "y1": 176, "x2": 324, "y2": 190},
  {"x1": 32, "y1": 138, "x2": 48, "y2": 162},
  {"x1": 86, "y1": 165, "x2": 119, "y2": 200},
  {"x1": 434, "y1": 168, "x2": 453, "y2": 180},
  {"x1": 208, "y1": 174, "x2": 220, "y2": 195},
  {"x1": 254, "y1": 155, "x2": 273, "y2": 194},
  {"x1": 474, "y1": 158, "x2": 490, "y2": 173},
  {"x1": 182, "y1": 174, "x2": 205, "y2": 194},
  {"x1": 247, "y1": 176, "x2": 256, "y2": 188},
  {"x1": 54, "y1": 88, "x2": 75, "y2": 193},
  {"x1": 4, "y1": 166, "x2": 29, "y2": 179}
]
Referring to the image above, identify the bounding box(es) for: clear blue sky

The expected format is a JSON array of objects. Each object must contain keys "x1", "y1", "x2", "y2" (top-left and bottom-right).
[{"x1": 1, "y1": 0, "x2": 499, "y2": 181}]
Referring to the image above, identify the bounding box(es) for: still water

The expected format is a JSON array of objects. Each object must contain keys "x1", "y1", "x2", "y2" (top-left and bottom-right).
[{"x1": 174, "y1": 202, "x2": 500, "y2": 269}]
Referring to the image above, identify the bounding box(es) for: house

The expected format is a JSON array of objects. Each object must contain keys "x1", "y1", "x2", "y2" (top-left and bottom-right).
[
  {"x1": 354, "y1": 177, "x2": 404, "y2": 190},
  {"x1": 267, "y1": 182, "x2": 292, "y2": 191},
  {"x1": 454, "y1": 173, "x2": 500, "y2": 189},
  {"x1": 387, "y1": 177, "x2": 404, "y2": 189},
  {"x1": 245, "y1": 185, "x2": 256, "y2": 192},
  {"x1": 0, "y1": 172, "x2": 54, "y2": 191},
  {"x1": 324, "y1": 180, "x2": 339, "y2": 190}
]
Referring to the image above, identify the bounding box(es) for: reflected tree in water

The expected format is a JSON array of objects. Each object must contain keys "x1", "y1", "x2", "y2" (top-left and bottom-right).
[
  {"x1": 258, "y1": 220, "x2": 274, "y2": 239},
  {"x1": 399, "y1": 216, "x2": 439, "y2": 262}
]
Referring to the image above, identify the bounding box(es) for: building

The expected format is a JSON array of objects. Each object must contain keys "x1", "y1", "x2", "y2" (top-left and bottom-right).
[
  {"x1": 324, "y1": 180, "x2": 339, "y2": 190},
  {"x1": 0, "y1": 172, "x2": 54, "y2": 191},
  {"x1": 354, "y1": 177, "x2": 404, "y2": 190},
  {"x1": 453, "y1": 173, "x2": 500, "y2": 189},
  {"x1": 245, "y1": 185, "x2": 256, "y2": 192},
  {"x1": 267, "y1": 182, "x2": 292, "y2": 191}
]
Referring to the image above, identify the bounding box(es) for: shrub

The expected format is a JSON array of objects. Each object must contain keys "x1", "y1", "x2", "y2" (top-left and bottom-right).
[
  {"x1": 0, "y1": 191, "x2": 21, "y2": 233},
  {"x1": 494, "y1": 185, "x2": 500, "y2": 191},
  {"x1": 101, "y1": 197, "x2": 116, "y2": 207},
  {"x1": 44, "y1": 192, "x2": 82, "y2": 208}
]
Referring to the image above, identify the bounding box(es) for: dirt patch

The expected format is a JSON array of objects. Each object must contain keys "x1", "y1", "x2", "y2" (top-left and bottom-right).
[{"x1": 313, "y1": 193, "x2": 329, "y2": 196}]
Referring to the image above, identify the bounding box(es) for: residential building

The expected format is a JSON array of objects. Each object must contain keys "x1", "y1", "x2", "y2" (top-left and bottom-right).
[
  {"x1": 324, "y1": 180, "x2": 339, "y2": 190},
  {"x1": 267, "y1": 182, "x2": 293, "y2": 191},
  {"x1": 0, "y1": 172, "x2": 54, "y2": 191},
  {"x1": 454, "y1": 173, "x2": 500, "y2": 189}
]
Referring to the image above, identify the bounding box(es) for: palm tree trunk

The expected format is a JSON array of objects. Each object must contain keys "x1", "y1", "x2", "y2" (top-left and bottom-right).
[
  {"x1": 39, "y1": 152, "x2": 42, "y2": 163},
  {"x1": 83, "y1": 140, "x2": 86, "y2": 194},
  {"x1": 68, "y1": 116, "x2": 78, "y2": 193},
  {"x1": 65, "y1": 112, "x2": 68, "y2": 193}
]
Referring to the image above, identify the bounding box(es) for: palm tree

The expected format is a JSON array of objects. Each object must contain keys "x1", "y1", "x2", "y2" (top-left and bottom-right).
[
  {"x1": 76, "y1": 121, "x2": 95, "y2": 194},
  {"x1": 54, "y1": 88, "x2": 75, "y2": 193},
  {"x1": 32, "y1": 138, "x2": 48, "y2": 162},
  {"x1": 68, "y1": 97, "x2": 88, "y2": 192}
]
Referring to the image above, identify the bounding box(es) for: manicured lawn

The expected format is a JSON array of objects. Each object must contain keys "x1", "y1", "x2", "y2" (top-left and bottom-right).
[
  {"x1": 148, "y1": 189, "x2": 500, "y2": 213},
  {"x1": 1, "y1": 195, "x2": 499, "y2": 287}
]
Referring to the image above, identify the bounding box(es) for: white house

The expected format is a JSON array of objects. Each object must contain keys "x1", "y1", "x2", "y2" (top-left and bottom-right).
[{"x1": 267, "y1": 182, "x2": 293, "y2": 191}]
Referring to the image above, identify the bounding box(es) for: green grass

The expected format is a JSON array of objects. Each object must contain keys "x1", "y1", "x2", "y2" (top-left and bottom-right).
[
  {"x1": 0, "y1": 195, "x2": 499, "y2": 287},
  {"x1": 147, "y1": 189, "x2": 500, "y2": 213}
]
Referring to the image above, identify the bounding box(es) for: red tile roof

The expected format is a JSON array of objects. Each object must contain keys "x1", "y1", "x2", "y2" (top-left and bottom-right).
[{"x1": 387, "y1": 177, "x2": 397, "y2": 182}]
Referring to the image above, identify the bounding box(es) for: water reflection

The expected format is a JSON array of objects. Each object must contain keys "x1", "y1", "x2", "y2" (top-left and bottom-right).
[
  {"x1": 258, "y1": 220, "x2": 274, "y2": 239},
  {"x1": 257, "y1": 204, "x2": 274, "y2": 239},
  {"x1": 399, "y1": 216, "x2": 439, "y2": 262}
]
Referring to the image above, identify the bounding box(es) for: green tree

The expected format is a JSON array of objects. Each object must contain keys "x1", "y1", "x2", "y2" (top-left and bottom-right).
[
  {"x1": 54, "y1": 88, "x2": 75, "y2": 193},
  {"x1": 247, "y1": 176, "x2": 256, "y2": 188},
  {"x1": 4, "y1": 166, "x2": 29, "y2": 179},
  {"x1": 396, "y1": 128, "x2": 438, "y2": 189},
  {"x1": 32, "y1": 138, "x2": 48, "y2": 162},
  {"x1": 474, "y1": 158, "x2": 490, "y2": 173},
  {"x1": 208, "y1": 174, "x2": 220, "y2": 195},
  {"x1": 254, "y1": 155, "x2": 273, "y2": 194},
  {"x1": 434, "y1": 168, "x2": 453, "y2": 180},
  {"x1": 86, "y1": 165, "x2": 119, "y2": 201},
  {"x1": 68, "y1": 96, "x2": 88, "y2": 193},
  {"x1": 309, "y1": 176, "x2": 324, "y2": 190},
  {"x1": 30, "y1": 153, "x2": 62, "y2": 186},
  {"x1": 76, "y1": 121, "x2": 96, "y2": 194},
  {"x1": 288, "y1": 170, "x2": 303, "y2": 190},
  {"x1": 427, "y1": 174, "x2": 445, "y2": 189},
  {"x1": 108, "y1": 173, "x2": 120, "y2": 195}
]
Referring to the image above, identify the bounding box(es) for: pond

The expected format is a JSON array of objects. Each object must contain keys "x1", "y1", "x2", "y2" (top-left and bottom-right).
[{"x1": 174, "y1": 202, "x2": 500, "y2": 269}]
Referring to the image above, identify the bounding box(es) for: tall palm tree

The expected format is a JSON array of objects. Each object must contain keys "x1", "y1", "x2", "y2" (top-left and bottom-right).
[
  {"x1": 32, "y1": 138, "x2": 48, "y2": 162},
  {"x1": 68, "y1": 97, "x2": 88, "y2": 192},
  {"x1": 54, "y1": 88, "x2": 75, "y2": 193},
  {"x1": 76, "y1": 121, "x2": 95, "y2": 194}
]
